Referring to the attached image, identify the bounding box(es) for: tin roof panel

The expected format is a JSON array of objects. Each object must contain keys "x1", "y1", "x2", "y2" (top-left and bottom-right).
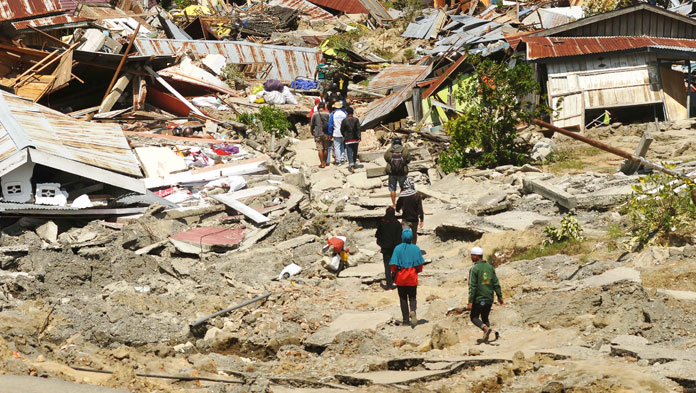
[
  {"x1": 523, "y1": 36, "x2": 696, "y2": 60},
  {"x1": 0, "y1": 0, "x2": 63, "y2": 22}
]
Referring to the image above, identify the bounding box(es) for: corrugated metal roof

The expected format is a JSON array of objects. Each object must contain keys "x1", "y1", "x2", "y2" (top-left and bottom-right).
[
  {"x1": 368, "y1": 65, "x2": 430, "y2": 91},
  {"x1": 359, "y1": 0, "x2": 392, "y2": 24},
  {"x1": 135, "y1": 38, "x2": 322, "y2": 81},
  {"x1": 269, "y1": 0, "x2": 335, "y2": 21},
  {"x1": 361, "y1": 65, "x2": 432, "y2": 129},
  {"x1": 0, "y1": 0, "x2": 64, "y2": 21},
  {"x1": 11, "y1": 14, "x2": 89, "y2": 31},
  {"x1": 402, "y1": 9, "x2": 446, "y2": 39},
  {"x1": 306, "y1": 0, "x2": 367, "y2": 14},
  {"x1": 59, "y1": 0, "x2": 109, "y2": 13},
  {"x1": 523, "y1": 36, "x2": 696, "y2": 60},
  {"x1": 0, "y1": 91, "x2": 142, "y2": 177}
]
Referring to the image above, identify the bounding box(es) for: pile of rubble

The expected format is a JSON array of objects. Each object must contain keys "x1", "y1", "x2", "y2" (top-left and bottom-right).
[{"x1": 1, "y1": 0, "x2": 696, "y2": 392}]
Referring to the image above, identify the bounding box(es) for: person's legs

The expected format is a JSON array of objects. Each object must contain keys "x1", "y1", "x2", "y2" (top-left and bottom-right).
[
  {"x1": 389, "y1": 176, "x2": 397, "y2": 207},
  {"x1": 470, "y1": 303, "x2": 485, "y2": 331},
  {"x1": 326, "y1": 142, "x2": 332, "y2": 165},
  {"x1": 339, "y1": 138, "x2": 346, "y2": 164},
  {"x1": 346, "y1": 143, "x2": 355, "y2": 168},
  {"x1": 408, "y1": 220, "x2": 419, "y2": 244},
  {"x1": 382, "y1": 251, "x2": 393, "y2": 288},
  {"x1": 481, "y1": 303, "x2": 492, "y2": 329},
  {"x1": 397, "y1": 286, "x2": 410, "y2": 323},
  {"x1": 333, "y1": 137, "x2": 342, "y2": 165},
  {"x1": 406, "y1": 286, "x2": 417, "y2": 327}
]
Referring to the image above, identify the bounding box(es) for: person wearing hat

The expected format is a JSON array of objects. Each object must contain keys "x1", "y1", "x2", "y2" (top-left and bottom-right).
[
  {"x1": 390, "y1": 228, "x2": 425, "y2": 327},
  {"x1": 328, "y1": 101, "x2": 347, "y2": 165},
  {"x1": 395, "y1": 177, "x2": 423, "y2": 245},
  {"x1": 384, "y1": 137, "x2": 411, "y2": 208},
  {"x1": 467, "y1": 247, "x2": 503, "y2": 343}
]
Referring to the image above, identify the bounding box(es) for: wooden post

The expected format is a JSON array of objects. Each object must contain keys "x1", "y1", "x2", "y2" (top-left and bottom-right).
[
  {"x1": 100, "y1": 24, "x2": 140, "y2": 105},
  {"x1": 619, "y1": 132, "x2": 654, "y2": 175}
]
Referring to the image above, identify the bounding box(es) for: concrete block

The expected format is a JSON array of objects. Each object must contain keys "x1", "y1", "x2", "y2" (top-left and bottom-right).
[{"x1": 523, "y1": 178, "x2": 577, "y2": 209}]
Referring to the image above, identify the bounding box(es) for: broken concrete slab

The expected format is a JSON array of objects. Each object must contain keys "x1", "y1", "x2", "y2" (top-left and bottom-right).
[
  {"x1": 357, "y1": 150, "x2": 385, "y2": 162},
  {"x1": 356, "y1": 197, "x2": 392, "y2": 208},
  {"x1": 239, "y1": 224, "x2": 277, "y2": 251},
  {"x1": 305, "y1": 312, "x2": 392, "y2": 348},
  {"x1": 276, "y1": 234, "x2": 318, "y2": 250},
  {"x1": 336, "y1": 369, "x2": 452, "y2": 385},
  {"x1": 657, "y1": 289, "x2": 696, "y2": 301},
  {"x1": 36, "y1": 220, "x2": 58, "y2": 243},
  {"x1": 347, "y1": 172, "x2": 382, "y2": 190},
  {"x1": 485, "y1": 211, "x2": 552, "y2": 231},
  {"x1": 578, "y1": 267, "x2": 641, "y2": 288},
  {"x1": 339, "y1": 263, "x2": 384, "y2": 279},
  {"x1": 212, "y1": 194, "x2": 270, "y2": 225},
  {"x1": 523, "y1": 178, "x2": 577, "y2": 210},
  {"x1": 0, "y1": 375, "x2": 130, "y2": 393},
  {"x1": 469, "y1": 192, "x2": 509, "y2": 215},
  {"x1": 164, "y1": 204, "x2": 226, "y2": 220},
  {"x1": 652, "y1": 360, "x2": 696, "y2": 388},
  {"x1": 610, "y1": 337, "x2": 696, "y2": 364},
  {"x1": 170, "y1": 227, "x2": 245, "y2": 254}
]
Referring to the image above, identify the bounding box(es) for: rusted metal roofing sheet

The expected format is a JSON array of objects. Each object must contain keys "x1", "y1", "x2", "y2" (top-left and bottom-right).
[
  {"x1": 11, "y1": 14, "x2": 89, "y2": 31},
  {"x1": 306, "y1": 0, "x2": 367, "y2": 14},
  {"x1": 523, "y1": 36, "x2": 696, "y2": 60},
  {"x1": 361, "y1": 65, "x2": 432, "y2": 129},
  {"x1": 270, "y1": 0, "x2": 335, "y2": 21},
  {"x1": 135, "y1": 38, "x2": 322, "y2": 81},
  {"x1": 369, "y1": 65, "x2": 430, "y2": 91},
  {"x1": 0, "y1": 91, "x2": 141, "y2": 177},
  {"x1": 59, "y1": 0, "x2": 110, "y2": 12},
  {"x1": 0, "y1": 0, "x2": 64, "y2": 21}
]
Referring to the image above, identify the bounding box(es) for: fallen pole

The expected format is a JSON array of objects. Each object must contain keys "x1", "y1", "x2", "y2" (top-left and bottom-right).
[
  {"x1": 533, "y1": 119, "x2": 692, "y2": 182},
  {"x1": 70, "y1": 366, "x2": 242, "y2": 384},
  {"x1": 190, "y1": 292, "x2": 272, "y2": 328}
]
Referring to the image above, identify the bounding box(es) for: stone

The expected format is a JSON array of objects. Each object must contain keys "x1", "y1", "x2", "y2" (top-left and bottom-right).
[
  {"x1": 283, "y1": 172, "x2": 306, "y2": 190},
  {"x1": 276, "y1": 234, "x2": 317, "y2": 250},
  {"x1": 112, "y1": 346, "x2": 130, "y2": 360},
  {"x1": 204, "y1": 327, "x2": 224, "y2": 342},
  {"x1": 579, "y1": 267, "x2": 641, "y2": 288},
  {"x1": 468, "y1": 348, "x2": 481, "y2": 356},
  {"x1": 431, "y1": 324, "x2": 459, "y2": 350},
  {"x1": 35, "y1": 221, "x2": 58, "y2": 243},
  {"x1": 671, "y1": 119, "x2": 695, "y2": 130},
  {"x1": 417, "y1": 338, "x2": 432, "y2": 352},
  {"x1": 541, "y1": 381, "x2": 565, "y2": 393},
  {"x1": 306, "y1": 312, "x2": 392, "y2": 348},
  {"x1": 170, "y1": 259, "x2": 191, "y2": 277},
  {"x1": 530, "y1": 138, "x2": 558, "y2": 161},
  {"x1": 347, "y1": 172, "x2": 382, "y2": 190}
]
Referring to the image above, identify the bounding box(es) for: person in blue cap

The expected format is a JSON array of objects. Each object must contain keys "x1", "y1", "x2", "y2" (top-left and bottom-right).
[{"x1": 390, "y1": 228, "x2": 425, "y2": 328}]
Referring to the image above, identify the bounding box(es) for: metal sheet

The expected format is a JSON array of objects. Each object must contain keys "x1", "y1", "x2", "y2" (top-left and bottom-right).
[
  {"x1": 402, "y1": 9, "x2": 441, "y2": 39},
  {"x1": 306, "y1": 0, "x2": 367, "y2": 13},
  {"x1": 359, "y1": 0, "x2": 392, "y2": 24},
  {"x1": 524, "y1": 36, "x2": 696, "y2": 60},
  {"x1": 361, "y1": 65, "x2": 432, "y2": 129},
  {"x1": 59, "y1": 0, "x2": 110, "y2": 12},
  {"x1": 0, "y1": 0, "x2": 63, "y2": 22},
  {"x1": 0, "y1": 91, "x2": 142, "y2": 177},
  {"x1": 135, "y1": 38, "x2": 322, "y2": 81},
  {"x1": 368, "y1": 65, "x2": 430, "y2": 91},
  {"x1": 269, "y1": 0, "x2": 335, "y2": 21},
  {"x1": 11, "y1": 14, "x2": 89, "y2": 31}
]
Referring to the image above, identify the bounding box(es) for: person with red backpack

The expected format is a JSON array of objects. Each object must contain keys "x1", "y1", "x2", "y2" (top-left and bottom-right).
[{"x1": 384, "y1": 137, "x2": 410, "y2": 208}]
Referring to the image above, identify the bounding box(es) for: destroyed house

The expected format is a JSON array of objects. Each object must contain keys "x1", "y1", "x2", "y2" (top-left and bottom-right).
[
  {"x1": 519, "y1": 4, "x2": 696, "y2": 130},
  {"x1": 0, "y1": 90, "x2": 145, "y2": 208}
]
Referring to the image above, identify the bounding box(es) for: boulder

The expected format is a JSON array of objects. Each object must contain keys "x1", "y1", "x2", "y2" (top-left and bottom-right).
[
  {"x1": 430, "y1": 324, "x2": 459, "y2": 350},
  {"x1": 530, "y1": 138, "x2": 558, "y2": 161}
]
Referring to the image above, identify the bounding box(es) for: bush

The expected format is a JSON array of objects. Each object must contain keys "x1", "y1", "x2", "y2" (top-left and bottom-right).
[
  {"x1": 623, "y1": 169, "x2": 696, "y2": 247},
  {"x1": 543, "y1": 213, "x2": 584, "y2": 246},
  {"x1": 236, "y1": 106, "x2": 291, "y2": 138},
  {"x1": 439, "y1": 55, "x2": 549, "y2": 172}
]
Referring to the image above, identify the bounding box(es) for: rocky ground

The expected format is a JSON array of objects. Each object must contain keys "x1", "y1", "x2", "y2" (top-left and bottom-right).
[{"x1": 1, "y1": 119, "x2": 696, "y2": 393}]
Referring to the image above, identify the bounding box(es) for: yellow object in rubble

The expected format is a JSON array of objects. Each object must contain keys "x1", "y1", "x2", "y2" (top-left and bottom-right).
[
  {"x1": 251, "y1": 84, "x2": 264, "y2": 94},
  {"x1": 340, "y1": 250, "x2": 349, "y2": 264},
  {"x1": 173, "y1": 5, "x2": 211, "y2": 16}
]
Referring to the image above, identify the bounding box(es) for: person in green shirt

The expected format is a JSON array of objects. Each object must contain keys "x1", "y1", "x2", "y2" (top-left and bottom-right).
[{"x1": 467, "y1": 246, "x2": 503, "y2": 343}]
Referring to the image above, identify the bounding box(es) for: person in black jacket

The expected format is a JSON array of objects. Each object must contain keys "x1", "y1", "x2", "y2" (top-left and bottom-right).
[
  {"x1": 396, "y1": 177, "x2": 424, "y2": 245},
  {"x1": 341, "y1": 108, "x2": 361, "y2": 173},
  {"x1": 376, "y1": 207, "x2": 402, "y2": 289}
]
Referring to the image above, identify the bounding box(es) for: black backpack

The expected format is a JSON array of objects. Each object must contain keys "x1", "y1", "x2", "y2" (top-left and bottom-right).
[{"x1": 390, "y1": 149, "x2": 406, "y2": 176}]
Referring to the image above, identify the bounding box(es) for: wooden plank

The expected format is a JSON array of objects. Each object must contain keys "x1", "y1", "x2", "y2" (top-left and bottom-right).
[
  {"x1": 11, "y1": 49, "x2": 59, "y2": 87},
  {"x1": 650, "y1": 13, "x2": 658, "y2": 36},
  {"x1": 660, "y1": 67, "x2": 688, "y2": 121},
  {"x1": 99, "y1": 73, "x2": 132, "y2": 113},
  {"x1": 211, "y1": 194, "x2": 270, "y2": 224},
  {"x1": 51, "y1": 48, "x2": 73, "y2": 91},
  {"x1": 123, "y1": 131, "x2": 241, "y2": 145},
  {"x1": 15, "y1": 74, "x2": 56, "y2": 102}
]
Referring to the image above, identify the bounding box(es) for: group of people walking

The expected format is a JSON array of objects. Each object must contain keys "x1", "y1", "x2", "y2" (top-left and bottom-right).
[{"x1": 310, "y1": 96, "x2": 361, "y2": 173}]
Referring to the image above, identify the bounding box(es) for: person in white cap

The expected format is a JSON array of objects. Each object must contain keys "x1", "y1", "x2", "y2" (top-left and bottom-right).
[{"x1": 467, "y1": 246, "x2": 503, "y2": 343}]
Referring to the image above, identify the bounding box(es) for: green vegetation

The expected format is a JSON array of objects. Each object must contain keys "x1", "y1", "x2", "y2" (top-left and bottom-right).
[
  {"x1": 374, "y1": 48, "x2": 395, "y2": 60},
  {"x1": 403, "y1": 48, "x2": 415, "y2": 60},
  {"x1": 543, "y1": 213, "x2": 584, "y2": 246},
  {"x1": 623, "y1": 169, "x2": 696, "y2": 247},
  {"x1": 236, "y1": 106, "x2": 291, "y2": 138},
  {"x1": 173, "y1": 0, "x2": 194, "y2": 9},
  {"x1": 512, "y1": 239, "x2": 590, "y2": 261},
  {"x1": 439, "y1": 55, "x2": 549, "y2": 173},
  {"x1": 583, "y1": 0, "x2": 632, "y2": 16},
  {"x1": 220, "y1": 64, "x2": 244, "y2": 86},
  {"x1": 324, "y1": 28, "x2": 363, "y2": 51}
]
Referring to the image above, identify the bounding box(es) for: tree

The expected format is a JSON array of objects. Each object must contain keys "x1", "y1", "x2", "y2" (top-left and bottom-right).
[{"x1": 439, "y1": 55, "x2": 548, "y2": 172}]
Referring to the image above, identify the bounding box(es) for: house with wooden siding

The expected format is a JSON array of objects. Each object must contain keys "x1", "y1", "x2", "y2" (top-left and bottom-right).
[{"x1": 518, "y1": 4, "x2": 696, "y2": 130}]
